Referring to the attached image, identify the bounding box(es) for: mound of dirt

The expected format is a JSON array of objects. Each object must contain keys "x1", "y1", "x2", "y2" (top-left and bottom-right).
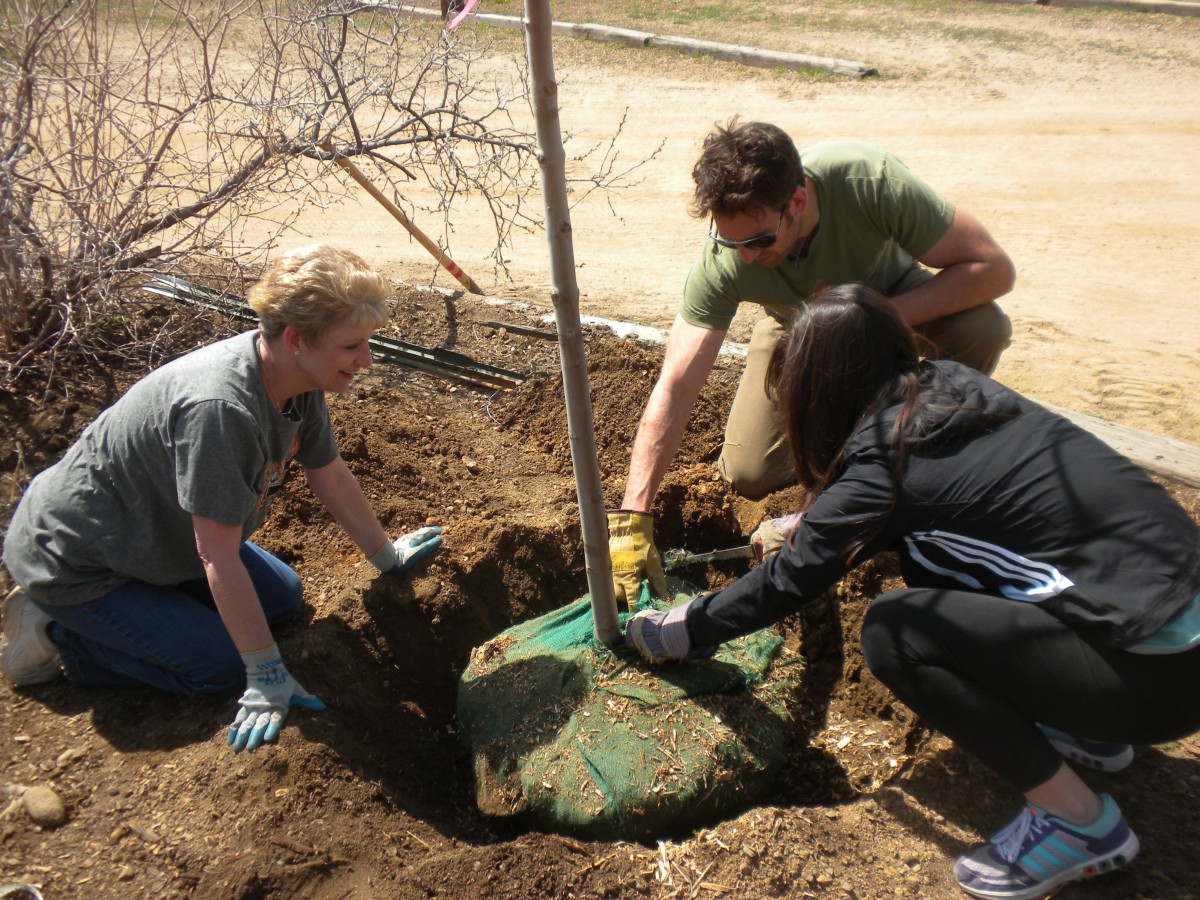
[
  {"x1": 458, "y1": 583, "x2": 803, "y2": 840},
  {"x1": 3, "y1": 282, "x2": 1200, "y2": 899}
]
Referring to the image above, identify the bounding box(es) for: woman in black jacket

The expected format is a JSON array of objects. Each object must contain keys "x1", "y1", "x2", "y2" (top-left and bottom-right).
[{"x1": 626, "y1": 283, "x2": 1200, "y2": 900}]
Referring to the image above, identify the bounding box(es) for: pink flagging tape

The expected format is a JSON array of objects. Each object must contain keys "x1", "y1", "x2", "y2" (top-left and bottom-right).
[{"x1": 447, "y1": 0, "x2": 481, "y2": 30}]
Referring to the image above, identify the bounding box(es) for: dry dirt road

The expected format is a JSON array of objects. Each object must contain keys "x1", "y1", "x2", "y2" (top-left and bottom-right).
[{"x1": 303, "y1": 0, "x2": 1200, "y2": 447}]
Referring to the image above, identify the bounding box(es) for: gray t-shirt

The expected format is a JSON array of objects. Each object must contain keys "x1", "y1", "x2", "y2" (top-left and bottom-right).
[{"x1": 3, "y1": 330, "x2": 339, "y2": 606}]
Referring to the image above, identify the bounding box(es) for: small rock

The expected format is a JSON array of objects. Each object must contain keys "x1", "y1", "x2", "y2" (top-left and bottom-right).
[
  {"x1": 128, "y1": 822, "x2": 161, "y2": 844},
  {"x1": 22, "y1": 785, "x2": 66, "y2": 829},
  {"x1": 55, "y1": 747, "x2": 86, "y2": 770}
]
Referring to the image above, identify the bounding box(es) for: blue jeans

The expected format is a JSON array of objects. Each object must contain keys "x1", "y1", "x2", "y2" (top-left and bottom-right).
[{"x1": 38, "y1": 542, "x2": 303, "y2": 697}]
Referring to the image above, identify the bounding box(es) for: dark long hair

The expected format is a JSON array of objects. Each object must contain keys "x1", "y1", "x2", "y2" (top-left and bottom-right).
[{"x1": 767, "y1": 286, "x2": 977, "y2": 567}]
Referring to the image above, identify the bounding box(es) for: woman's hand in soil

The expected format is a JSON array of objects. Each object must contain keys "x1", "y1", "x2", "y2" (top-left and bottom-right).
[
  {"x1": 368, "y1": 526, "x2": 444, "y2": 574},
  {"x1": 750, "y1": 512, "x2": 804, "y2": 561},
  {"x1": 227, "y1": 646, "x2": 326, "y2": 753}
]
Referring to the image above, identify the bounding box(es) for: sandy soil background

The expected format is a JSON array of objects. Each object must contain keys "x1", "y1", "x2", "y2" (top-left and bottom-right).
[{"x1": 288, "y1": 0, "x2": 1200, "y2": 447}]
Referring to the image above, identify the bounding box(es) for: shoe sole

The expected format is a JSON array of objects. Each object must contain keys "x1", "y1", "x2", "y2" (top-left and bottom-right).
[{"x1": 1047, "y1": 738, "x2": 1135, "y2": 773}]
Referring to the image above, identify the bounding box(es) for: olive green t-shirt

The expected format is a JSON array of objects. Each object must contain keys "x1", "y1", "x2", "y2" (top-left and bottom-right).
[{"x1": 681, "y1": 140, "x2": 956, "y2": 330}]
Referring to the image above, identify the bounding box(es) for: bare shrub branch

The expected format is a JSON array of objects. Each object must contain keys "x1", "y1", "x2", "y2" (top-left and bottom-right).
[{"x1": 0, "y1": 0, "x2": 650, "y2": 390}]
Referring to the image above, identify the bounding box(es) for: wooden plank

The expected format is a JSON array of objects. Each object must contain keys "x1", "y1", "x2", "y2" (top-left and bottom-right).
[
  {"x1": 553, "y1": 22, "x2": 653, "y2": 48},
  {"x1": 969, "y1": 0, "x2": 1200, "y2": 15},
  {"x1": 647, "y1": 36, "x2": 877, "y2": 78},
  {"x1": 384, "y1": 4, "x2": 877, "y2": 77},
  {"x1": 1049, "y1": 0, "x2": 1200, "y2": 15},
  {"x1": 1035, "y1": 400, "x2": 1200, "y2": 489}
]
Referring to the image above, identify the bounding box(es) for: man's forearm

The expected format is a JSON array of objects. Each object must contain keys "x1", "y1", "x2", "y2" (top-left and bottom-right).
[
  {"x1": 621, "y1": 397, "x2": 691, "y2": 512},
  {"x1": 892, "y1": 257, "x2": 1015, "y2": 326},
  {"x1": 620, "y1": 316, "x2": 727, "y2": 513},
  {"x1": 897, "y1": 207, "x2": 1016, "y2": 326}
]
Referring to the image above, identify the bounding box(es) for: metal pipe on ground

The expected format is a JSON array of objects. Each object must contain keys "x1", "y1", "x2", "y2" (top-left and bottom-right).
[{"x1": 142, "y1": 274, "x2": 522, "y2": 390}]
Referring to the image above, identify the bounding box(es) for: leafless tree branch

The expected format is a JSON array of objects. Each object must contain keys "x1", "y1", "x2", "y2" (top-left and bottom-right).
[{"x1": 0, "y1": 0, "x2": 650, "y2": 389}]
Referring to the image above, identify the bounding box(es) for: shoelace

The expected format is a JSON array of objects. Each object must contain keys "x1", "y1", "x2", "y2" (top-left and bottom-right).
[{"x1": 992, "y1": 807, "x2": 1044, "y2": 864}]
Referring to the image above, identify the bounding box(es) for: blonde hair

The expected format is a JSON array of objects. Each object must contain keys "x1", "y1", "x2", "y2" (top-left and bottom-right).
[{"x1": 247, "y1": 244, "x2": 391, "y2": 342}]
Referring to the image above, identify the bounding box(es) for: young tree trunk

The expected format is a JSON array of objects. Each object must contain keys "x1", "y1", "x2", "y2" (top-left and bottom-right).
[{"x1": 523, "y1": 0, "x2": 619, "y2": 643}]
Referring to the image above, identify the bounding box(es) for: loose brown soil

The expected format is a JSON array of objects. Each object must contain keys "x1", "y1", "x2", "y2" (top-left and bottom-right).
[
  {"x1": 3, "y1": 283, "x2": 1200, "y2": 900},
  {"x1": 5, "y1": 2, "x2": 1200, "y2": 898}
]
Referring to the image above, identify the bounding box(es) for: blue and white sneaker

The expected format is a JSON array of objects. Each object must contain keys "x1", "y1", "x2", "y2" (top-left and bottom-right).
[
  {"x1": 954, "y1": 793, "x2": 1139, "y2": 899},
  {"x1": 1039, "y1": 724, "x2": 1134, "y2": 773}
]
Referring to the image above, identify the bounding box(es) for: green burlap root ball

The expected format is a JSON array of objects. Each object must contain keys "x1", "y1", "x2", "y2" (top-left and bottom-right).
[{"x1": 457, "y1": 582, "x2": 804, "y2": 840}]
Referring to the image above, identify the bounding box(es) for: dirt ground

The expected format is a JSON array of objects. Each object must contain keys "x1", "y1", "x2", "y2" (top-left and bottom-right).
[{"x1": 4, "y1": 2, "x2": 1200, "y2": 899}]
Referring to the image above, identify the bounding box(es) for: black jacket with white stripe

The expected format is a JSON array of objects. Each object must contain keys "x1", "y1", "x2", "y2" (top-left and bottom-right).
[{"x1": 687, "y1": 361, "x2": 1200, "y2": 653}]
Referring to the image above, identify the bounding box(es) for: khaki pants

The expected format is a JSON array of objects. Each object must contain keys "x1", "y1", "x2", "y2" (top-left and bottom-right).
[{"x1": 716, "y1": 301, "x2": 1012, "y2": 497}]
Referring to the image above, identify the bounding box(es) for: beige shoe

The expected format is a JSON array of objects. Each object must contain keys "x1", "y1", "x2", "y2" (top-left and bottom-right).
[
  {"x1": 1, "y1": 587, "x2": 62, "y2": 685},
  {"x1": 750, "y1": 512, "x2": 804, "y2": 560}
]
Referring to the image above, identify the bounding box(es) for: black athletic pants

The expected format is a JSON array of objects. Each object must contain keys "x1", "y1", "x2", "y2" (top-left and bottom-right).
[{"x1": 861, "y1": 587, "x2": 1200, "y2": 792}]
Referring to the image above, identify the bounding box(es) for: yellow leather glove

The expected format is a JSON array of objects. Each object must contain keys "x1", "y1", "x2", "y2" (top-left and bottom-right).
[{"x1": 607, "y1": 510, "x2": 668, "y2": 606}]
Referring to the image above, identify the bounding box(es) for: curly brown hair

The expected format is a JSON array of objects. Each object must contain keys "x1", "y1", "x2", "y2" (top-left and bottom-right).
[{"x1": 691, "y1": 118, "x2": 804, "y2": 218}]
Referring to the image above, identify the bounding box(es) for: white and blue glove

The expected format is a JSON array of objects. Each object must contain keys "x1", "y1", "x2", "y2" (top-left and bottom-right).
[
  {"x1": 227, "y1": 645, "x2": 326, "y2": 753},
  {"x1": 624, "y1": 601, "x2": 695, "y2": 663},
  {"x1": 368, "y1": 526, "x2": 444, "y2": 574}
]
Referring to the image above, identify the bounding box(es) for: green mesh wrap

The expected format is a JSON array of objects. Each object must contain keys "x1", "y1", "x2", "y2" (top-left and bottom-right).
[{"x1": 457, "y1": 580, "x2": 804, "y2": 840}]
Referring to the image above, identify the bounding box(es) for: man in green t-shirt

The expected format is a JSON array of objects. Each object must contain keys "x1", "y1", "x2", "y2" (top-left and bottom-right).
[{"x1": 607, "y1": 120, "x2": 1016, "y2": 605}]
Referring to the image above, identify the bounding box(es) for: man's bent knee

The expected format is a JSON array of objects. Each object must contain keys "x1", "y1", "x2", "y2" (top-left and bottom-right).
[
  {"x1": 917, "y1": 302, "x2": 1012, "y2": 375},
  {"x1": 716, "y1": 446, "x2": 796, "y2": 499}
]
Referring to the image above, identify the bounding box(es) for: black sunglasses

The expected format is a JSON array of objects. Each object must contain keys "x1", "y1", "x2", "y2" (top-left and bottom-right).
[{"x1": 709, "y1": 202, "x2": 789, "y2": 254}]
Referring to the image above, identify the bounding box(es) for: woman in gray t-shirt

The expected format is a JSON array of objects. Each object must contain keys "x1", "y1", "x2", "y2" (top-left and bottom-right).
[{"x1": 2, "y1": 244, "x2": 442, "y2": 753}]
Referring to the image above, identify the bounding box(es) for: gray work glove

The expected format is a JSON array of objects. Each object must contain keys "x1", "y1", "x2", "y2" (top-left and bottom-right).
[
  {"x1": 227, "y1": 645, "x2": 325, "y2": 753},
  {"x1": 624, "y1": 600, "x2": 696, "y2": 663},
  {"x1": 368, "y1": 526, "x2": 444, "y2": 574}
]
